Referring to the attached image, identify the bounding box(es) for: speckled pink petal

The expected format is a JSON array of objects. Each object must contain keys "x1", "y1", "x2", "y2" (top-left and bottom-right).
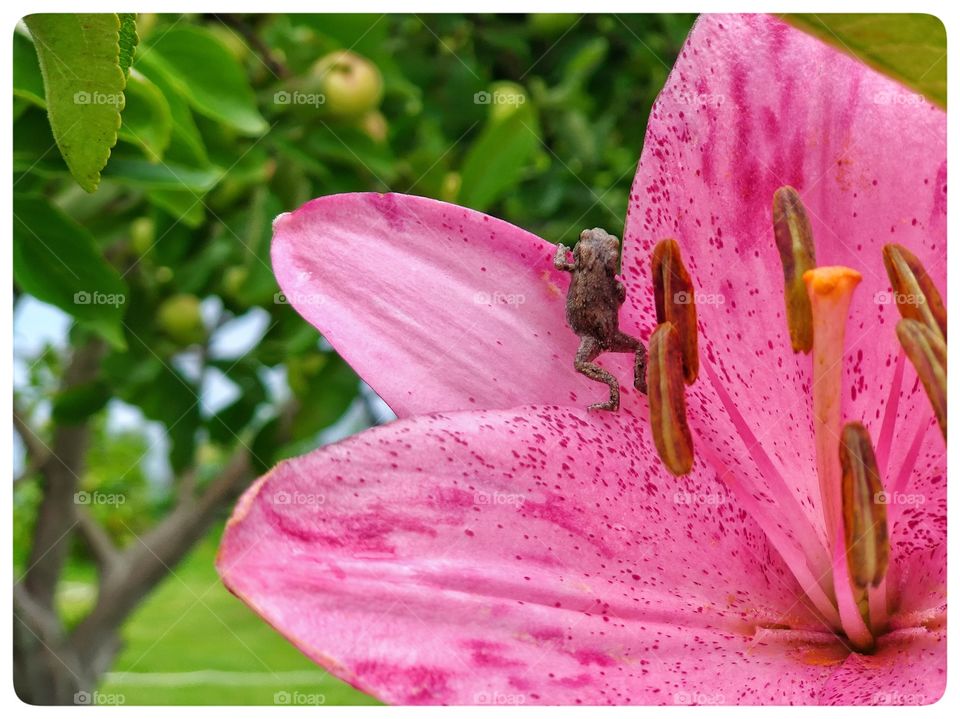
[
  {"x1": 621, "y1": 14, "x2": 946, "y2": 563},
  {"x1": 885, "y1": 419, "x2": 946, "y2": 617},
  {"x1": 218, "y1": 405, "x2": 832, "y2": 705},
  {"x1": 818, "y1": 629, "x2": 945, "y2": 705},
  {"x1": 271, "y1": 193, "x2": 640, "y2": 417}
]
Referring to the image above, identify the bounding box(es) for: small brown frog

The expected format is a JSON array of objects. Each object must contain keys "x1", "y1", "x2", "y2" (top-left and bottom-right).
[{"x1": 554, "y1": 228, "x2": 647, "y2": 411}]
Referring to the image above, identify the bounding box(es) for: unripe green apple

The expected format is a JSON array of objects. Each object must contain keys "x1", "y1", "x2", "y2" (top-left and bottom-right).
[
  {"x1": 130, "y1": 216, "x2": 155, "y2": 256},
  {"x1": 308, "y1": 51, "x2": 383, "y2": 118},
  {"x1": 157, "y1": 294, "x2": 205, "y2": 346}
]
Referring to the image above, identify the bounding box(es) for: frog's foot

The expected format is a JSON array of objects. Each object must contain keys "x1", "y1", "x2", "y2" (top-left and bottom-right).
[{"x1": 588, "y1": 394, "x2": 619, "y2": 412}]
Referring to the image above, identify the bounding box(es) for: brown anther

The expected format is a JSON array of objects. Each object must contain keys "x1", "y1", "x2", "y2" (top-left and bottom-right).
[
  {"x1": 646, "y1": 322, "x2": 694, "y2": 476},
  {"x1": 839, "y1": 422, "x2": 889, "y2": 589},
  {"x1": 896, "y1": 319, "x2": 947, "y2": 440},
  {"x1": 651, "y1": 239, "x2": 699, "y2": 384},
  {"x1": 772, "y1": 186, "x2": 817, "y2": 353},
  {"x1": 882, "y1": 244, "x2": 946, "y2": 341}
]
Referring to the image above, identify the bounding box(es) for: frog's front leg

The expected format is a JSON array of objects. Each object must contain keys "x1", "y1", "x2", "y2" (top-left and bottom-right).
[
  {"x1": 608, "y1": 331, "x2": 648, "y2": 395},
  {"x1": 554, "y1": 243, "x2": 576, "y2": 272},
  {"x1": 574, "y1": 336, "x2": 620, "y2": 411}
]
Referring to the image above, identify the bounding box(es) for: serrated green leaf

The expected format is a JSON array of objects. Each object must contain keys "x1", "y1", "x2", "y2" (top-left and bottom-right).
[
  {"x1": 24, "y1": 14, "x2": 127, "y2": 192},
  {"x1": 459, "y1": 100, "x2": 541, "y2": 212},
  {"x1": 118, "y1": 13, "x2": 138, "y2": 76},
  {"x1": 782, "y1": 13, "x2": 946, "y2": 108},
  {"x1": 13, "y1": 194, "x2": 127, "y2": 348},
  {"x1": 138, "y1": 26, "x2": 268, "y2": 135},
  {"x1": 119, "y1": 70, "x2": 172, "y2": 161}
]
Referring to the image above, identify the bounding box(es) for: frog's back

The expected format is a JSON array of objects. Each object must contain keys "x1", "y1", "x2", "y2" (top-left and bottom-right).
[{"x1": 566, "y1": 260, "x2": 620, "y2": 342}]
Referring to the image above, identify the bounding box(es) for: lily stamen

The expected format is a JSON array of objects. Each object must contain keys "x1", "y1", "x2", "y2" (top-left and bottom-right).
[
  {"x1": 772, "y1": 186, "x2": 817, "y2": 353},
  {"x1": 651, "y1": 239, "x2": 699, "y2": 384},
  {"x1": 881, "y1": 243, "x2": 947, "y2": 340},
  {"x1": 896, "y1": 318, "x2": 947, "y2": 439},
  {"x1": 647, "y1": 322, "x2": 694, "y2": 476}
]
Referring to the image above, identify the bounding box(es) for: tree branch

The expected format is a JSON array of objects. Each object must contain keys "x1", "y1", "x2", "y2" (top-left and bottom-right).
[
  {"x1": 75, "y1": 508, "x2": 120, "y2": 576},
  {"x1": 69, "y1": 445, "x2": 253, "y2": 661},
  {"x1": 212, "y1": 14, "x2": 289, "y2": 78},
  {"x1": 23, "y1": 338, "x2": 106, "y2": 610}
]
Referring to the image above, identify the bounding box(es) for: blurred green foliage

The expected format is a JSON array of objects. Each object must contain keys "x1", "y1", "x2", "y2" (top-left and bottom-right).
[{"x1": 13, "y1": 12, "x2": 694, "y2": 703}]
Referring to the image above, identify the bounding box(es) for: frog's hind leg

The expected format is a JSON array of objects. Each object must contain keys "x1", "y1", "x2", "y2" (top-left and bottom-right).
[
  {"x1": 608, "y1": 331, "x2": 648, "y2": 395},
  {"x1": 575, "y1": 337, "x2": 620, "y2": 411}
]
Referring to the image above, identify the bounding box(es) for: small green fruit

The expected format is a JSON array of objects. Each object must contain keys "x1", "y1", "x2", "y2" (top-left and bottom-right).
[
  {"x1": 309, "y1": 51, "x2": 383, "y2": 118},
  {"x1": 157, "y1": 294, "x2": 205, "y2": 346},
  {"x1": 130, "y1": 217, "x2": 155, "y2": 256}
]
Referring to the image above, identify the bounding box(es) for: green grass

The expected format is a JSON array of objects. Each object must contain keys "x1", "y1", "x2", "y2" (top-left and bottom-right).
[{"x1": 92, "y1": 525, "x2": 380, "y2": 705}]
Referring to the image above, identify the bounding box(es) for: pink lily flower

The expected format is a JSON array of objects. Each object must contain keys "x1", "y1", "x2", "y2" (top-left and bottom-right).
[{"x1": 218, "y1": 14, "x2": 945, "y2": 705}]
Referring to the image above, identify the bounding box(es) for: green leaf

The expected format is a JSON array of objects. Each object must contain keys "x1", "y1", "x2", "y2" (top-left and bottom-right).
[
  {"x1": 459, "y1": 100, "x2": 541, "y2": 212},
  {"x1": 782, "y1": 13, "x2": 946, "y2": 108},
  {"x1": 146, "y1": 189, "x2": 206, "y2": 227},
  {"x1": 24, "y1": 14, "x2": 127, "y2": 192},
  {"x1": 52, "y1": 380, "x2": 111, "y2": 424},
  {"x1": 138, "y1": 26, "x2": 268, "y2": 135},
  {"x1": 13, "y1": 194, "x2": 127, "y2": 348},
  {"x1": 139, "y1": 66, "x2": 209, "y2": 166},
  {"x1": 13, "y1": 32, "x2": 46, "y2": 107},
  {"x1": 117, "y1": 13, "x2": 138, "y2": 76},
  {"x1": 102, "y1": 156, "x2": 221, "y2": 191},
  {"x1": 118, "y1": 70, "x2": 172, "y2": 161}
]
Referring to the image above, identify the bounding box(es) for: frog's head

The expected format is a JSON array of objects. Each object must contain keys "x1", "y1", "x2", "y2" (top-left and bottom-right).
[{"x1": 576, "y1": 227, "x2": 620, "y2": 270}]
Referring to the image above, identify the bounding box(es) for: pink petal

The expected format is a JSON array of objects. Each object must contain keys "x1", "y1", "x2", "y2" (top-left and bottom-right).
[
  {"x1": 885, "y1": 420, "x2": 946, "y2": 617},
  {"x1": 819, "y1": 630, "x2": 945, "y2": 705},
  {"x1": 218, "y1": 405, "x2": 829, "y2": 704},
  {"x1": 621, "y1": 13, "x2": 945, "y2": 563},
  {"x1": 271, "y1": 193, "x2": 640, "y2": 417}
]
